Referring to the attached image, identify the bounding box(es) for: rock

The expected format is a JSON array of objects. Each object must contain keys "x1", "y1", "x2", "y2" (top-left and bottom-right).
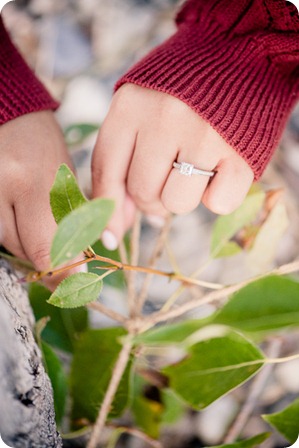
[{"x1": 0, "y1": 259, "x2": 61, "y2": 448}]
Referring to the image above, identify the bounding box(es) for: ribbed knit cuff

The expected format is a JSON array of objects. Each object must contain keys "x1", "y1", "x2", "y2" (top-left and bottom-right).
[
  {"x1": 0, "y1": 19, "x2": 59, "y2": 125},
  {"x1": 116, "y1": 23, "x2": 298, "y2": 179}
]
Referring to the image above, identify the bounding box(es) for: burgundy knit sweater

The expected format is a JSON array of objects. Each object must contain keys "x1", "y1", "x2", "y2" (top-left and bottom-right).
[
  {"x1": 1, "y1": 1, "x2": 299, "y2": 179},
  {"x1": 0, "y1": 16, "x2": 58, "y2": 123}
]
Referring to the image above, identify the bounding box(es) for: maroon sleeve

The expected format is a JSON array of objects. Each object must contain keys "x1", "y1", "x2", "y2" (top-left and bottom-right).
[
  {"x1": 0, "y1": 16, "x2": 59, "y2": 125},
  {"x1": 116, "y1": 0, "x2": 299, "y2": 179}
]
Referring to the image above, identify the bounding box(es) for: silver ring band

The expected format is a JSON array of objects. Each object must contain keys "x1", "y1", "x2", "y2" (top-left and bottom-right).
[{"x1": 173, "y1": 162, "x2": 215, "y2": 178}]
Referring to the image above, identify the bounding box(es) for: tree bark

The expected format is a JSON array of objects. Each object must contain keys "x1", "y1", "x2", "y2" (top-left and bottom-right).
[{"x1": 0, "y1": 258, "x2": 62, "y2": 448}]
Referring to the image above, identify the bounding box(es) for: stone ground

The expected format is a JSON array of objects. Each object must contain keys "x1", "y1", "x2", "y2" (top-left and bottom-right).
[{"x1": 2, "y1": 1, "x2": 299, "y2": 447}]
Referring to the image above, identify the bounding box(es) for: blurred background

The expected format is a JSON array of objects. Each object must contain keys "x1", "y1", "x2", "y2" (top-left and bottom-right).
[{"x1": 2, "y1": 1, "x2": 299, "y2": 447}]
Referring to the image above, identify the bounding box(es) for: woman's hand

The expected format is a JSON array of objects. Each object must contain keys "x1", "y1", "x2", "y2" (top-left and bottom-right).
[
  {"x1": 92, "y1": 84, "x2": 254, "y2": 249},
  {"x1": 0, "y1": 110, "x2": 78, "y2": 286}
]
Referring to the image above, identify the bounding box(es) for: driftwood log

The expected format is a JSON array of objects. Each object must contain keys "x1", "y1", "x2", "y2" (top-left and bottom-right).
[{"x1": 0, "y1": 258, "x2": 61, "y2": 448}]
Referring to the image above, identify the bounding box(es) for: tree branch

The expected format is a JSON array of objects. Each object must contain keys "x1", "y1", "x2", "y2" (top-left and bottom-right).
[
  {"x1": 142, "y1": 259, "x2": 299, "y2": 328},
  {"x1": 87, "y1": 338, "x2": 133, "y2": 448},
  {"x1": 137, "y1": 215, "x2": 172, "y2": 314}
]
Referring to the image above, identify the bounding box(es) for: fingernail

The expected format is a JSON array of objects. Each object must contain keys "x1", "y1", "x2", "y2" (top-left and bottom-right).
[
  {"x1": 146, "y1": 215, "x2": 165, "y2": 228},
  {"x1": 102, "y1": 230, "x2": 118, "y2": 251}
]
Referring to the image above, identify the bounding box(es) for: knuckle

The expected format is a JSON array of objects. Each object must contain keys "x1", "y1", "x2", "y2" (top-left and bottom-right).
[
  {"x1": 127, "y1": 184, "x2": 152, "y2": 207},
  {"x1": 162, "y1": 195, "x2": 197, "y2": 215}
]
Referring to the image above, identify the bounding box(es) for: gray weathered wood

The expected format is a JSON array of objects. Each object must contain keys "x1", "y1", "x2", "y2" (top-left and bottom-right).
[{"x1": 0, "y1": 258, "x2": 61, "y2": 448}]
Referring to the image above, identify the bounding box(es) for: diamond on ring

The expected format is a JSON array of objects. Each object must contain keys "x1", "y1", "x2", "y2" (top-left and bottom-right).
[
  {"x1": 179, "y1": 162, "x2": 194, "y2": 176},
  {"x1": 173, "y1": 161, "x2": 215, "y2": 178}
]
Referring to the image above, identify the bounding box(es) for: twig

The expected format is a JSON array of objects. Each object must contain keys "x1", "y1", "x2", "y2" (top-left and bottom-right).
[
  {"x1": 272, "y1": 259, "x2": 299, "y2": 276},
  {"x1": 137, "y1": 215, "x2": 172, "y2": 314},
  {"x1": 26, "y1": 253, "x2": 222, "y2": 290},
  {"x1": 165, "y1": 239, "x2": 182, "y2": 275},
  {"x1": 87, "y1": 338, "x2": 133, "y2": 448},
  {"x1": 160, "y1": 284, "x2": 186, "y2": 313},
  {"x1": 87, "y1": 302, "x2": 126, "y2": 324},
  {"x1": 127, "y1": 211, "x2": 142, "y2": 317},
  {"x1": 142, "y1": 259, "x2": 299, "y2": 328},
  {"x1": 224, "y1": 338, "x2": 282, "y2": 443},
  {"x1": 107, "y1": 424, "x2": 162, "y2": 448},
  {"x1": 25, "y1": 256, "x2": 96, "y2": 282},
  {"x1": 118, "y1": 240, "x2": 129, "y2": 265}
]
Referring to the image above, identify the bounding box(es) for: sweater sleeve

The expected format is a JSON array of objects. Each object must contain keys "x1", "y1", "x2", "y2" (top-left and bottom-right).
[
  {"x1": 0, "y1": 16, "x2": 59, "y2": 125},
  {"x1": 116, "y1": 0, "x2": 299, "y2": 179}
]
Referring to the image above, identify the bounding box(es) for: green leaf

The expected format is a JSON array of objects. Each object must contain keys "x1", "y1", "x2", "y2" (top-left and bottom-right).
[
  {"x1": 50, "y1": 198, "x2": 114, "y2": 267},
  {"x1": 135, "y1": 319, "x2": 210, "y2": 346},
  {"x1": 163, "y1": 332, "x2": 264, "y2": 409},
  {"x1": 41, "y1": 342, "x2": 68, "y2": 425},
  {"x1": 70, "y1": 328, "x2": 131, "y2": 425},
  {"x1": 216, "y1": 241, "x2": 242, "y2": 258},
  {"x1": 29, "y1": 283, "x2": 88, "y2": 353},
  {"x1": 212, "y1": 275, "x2": 299, "y2": 332},
  {"x1": 48, "y1": 273, "x2": 102, "y2": 309},
  {"x1": 50, "y1": 164, "x2": 87, "y2": 224},
  {"x1": 208, "y1": 432, "x2": 270, "y2": 448},
  {"x1": 161, "y1": 389, "x2": 185, "y2": 425},
  {"x1": 263, "y1": 398, "x2": 299, "y2": 443},
  {"x1": 211, "y1": 187, "x2": 265, "y2": 258}
]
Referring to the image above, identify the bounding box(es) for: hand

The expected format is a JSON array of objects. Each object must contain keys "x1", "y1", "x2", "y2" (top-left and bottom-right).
[
  {"x1": 0, "y1": 110, "x2": 78, "y2": 287},
  {"x1": 92, "y1": 84, "x2": 254, "y2": 249}
]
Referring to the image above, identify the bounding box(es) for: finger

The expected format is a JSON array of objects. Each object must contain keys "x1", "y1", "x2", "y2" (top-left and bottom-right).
[
  {"x1": 0, "y1": 204, "x2": 27, "y2": 260},
  {"x1": 126, "y1": 129, "x2": 175, "y2": 217},
  {"x1": 123, "y1": 193, "x2": 136, "y2": 233},
  {"x1": 202, "y1": 157, "x2": 254, "y2": 215},
  {"x1": 14, "y1": 187, "x2": 88, "y2": 290},
  {"x1": 92, "y1": 114, "x2": 137, "y2": 247},
  {"x1": 14, "y1": 184, "x2": 57, "y2": 273},
  {"x1": 161, "y1": 148, "x2": 219, "y2": 215}
]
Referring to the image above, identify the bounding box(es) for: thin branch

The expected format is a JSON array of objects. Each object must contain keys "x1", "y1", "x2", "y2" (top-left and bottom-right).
[
  {"x1": 142, "y1": 259, "x2": 299, "y2": 328},
  {"x1": 137, "y1": 215, "x2": 172, "y2": 314},
  {"x1": 272, "y1": 259, "x2": 299, "y2": 276},
  {"x1": 25, "y1": 256, "x2": 95, "y2": 282},
  {"x1": 118, "y1": 239, "x2": 129, "y2": 265},
  {"x1": 127, "y1": 211, "x2": 142, "y2": 317},
  {"x1": 108, "y1": 424, "x2": 162, "y2": 448},
  {"x1": 224, "y1": 338, "x2": 282, "y2": 443},
  {"x1": 160, "y1": 284, "x2": 186, "y2": 313},
  {"x1": 87, "y1": 302, "x2": 127, "y2": 324},
  {"x1": 26, "y1": 253, "x2": 222, "y2": 290},
  {"x1": 165, "y1": 239, "x2": 182, "y2": 275},
  {"x1": 87, "y1": 338, "x2": 133, "y2": 448}
]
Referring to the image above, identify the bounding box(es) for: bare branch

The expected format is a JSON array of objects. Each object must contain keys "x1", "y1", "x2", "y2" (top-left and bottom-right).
[
  {"x1": 137, "y1": 215, "x2": 172, "y2": 314},
  {"x1": 87, "y1": 338, "x2": 133, "y2": 448},
  {"x1": 87, "y1": 302, "x2": 127, "y2": 324},
  {"x1": 143, "y1": 259, "x2": 299, "y2": 327},
  {"x1": 108, "y1": 424, "x2": 162, "y2": 448},
  {"x1": 127, "y1": 211, "x2": 142, "y2": 316}
]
